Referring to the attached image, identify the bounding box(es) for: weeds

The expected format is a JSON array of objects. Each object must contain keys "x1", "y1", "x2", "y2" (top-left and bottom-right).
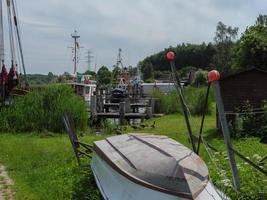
[
  {"x1": 152, "y1": 86, "x2": 213, "y2": 115},
  {"x1": 0, "y1": 85, "x2": 88, "y2": 133}
]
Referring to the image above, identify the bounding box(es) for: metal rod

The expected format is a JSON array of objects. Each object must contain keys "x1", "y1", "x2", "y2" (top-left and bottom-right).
[
  {"x1": 196, "y1": 83, "x2": 211, "y2": 154},
  {"x1": 213, "y1": 81, "x2": 240, "y2": 191},
  {"x1": 170, "y1": 60, "x2": 197, "y2": 153},
  {"x1": 0, "y1": 0, "x2": 4, "y2": 64}
]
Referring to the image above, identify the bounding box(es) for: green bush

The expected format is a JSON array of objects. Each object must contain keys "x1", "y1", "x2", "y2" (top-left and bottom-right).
[
  {"x1": 152, "y1": 86, "x2": 212, "y2": 115},
  {"x1": 153, "y1": 90, "x2": 181, "y2": 114},
  {"x1": 0, "y1": 85, "x2": 88, "y2": 133},
  {"x1": 233, "y1": 100, "x2": 267, "y2": 138},
  {"x1": 193, "y1": 69, "x2": 208, "y2": 87}
]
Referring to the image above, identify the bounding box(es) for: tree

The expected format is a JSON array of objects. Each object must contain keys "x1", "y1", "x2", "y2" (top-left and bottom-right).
[
  {"x1": 255, "y1": 14, "x2": 267, "y2": 27},
  {"x1": 128, "y1": 66, "x2": 137, "y2": 77},
  {"x1": 212, "y1": 21, "x2": 238, "y2": 73},
  {"x1": 193, "y1": 69, "x2": 208, "y2": 87},
  {"x1": 138, "y1": 43, "x2": 216, "y2": 76},
  {"x1": 97, "y1": 66, "x2": 111, "y2": 85},
  {"x1": 141, "y1": 61, "x2": 154, "y2": 82},
  {"x1": 84, "y1": 70, "x2": 96, "y2": 80},
  {"x1": 111, "y1": 66, "x2": 121, "y2": 84},
  {"x1": 234, "y1": 15, "x2": 267, "y2": 71}
]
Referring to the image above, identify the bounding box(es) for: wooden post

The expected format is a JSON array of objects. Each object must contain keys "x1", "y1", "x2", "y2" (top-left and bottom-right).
[
  {"x1": 119, "y1": 102, "x2": 125, "y2": 125},
  {"x1": 125, "y1": 98, "x2": 131, "y2": 113},
  {"x1": 150, "y1": 98, "x2": 155, "y2": 114},
  {"x1": 99, "y1": 89, "x2": 103, "y2": 112},
  {"x1": 146, "y1": 106, "x2": 152, "y2": 119},
  {"x1": 213, "y1": 81, "x2": 240, "y2": 191}
]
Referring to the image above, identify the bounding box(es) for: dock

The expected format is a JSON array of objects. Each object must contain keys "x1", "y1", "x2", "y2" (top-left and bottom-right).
[{"x1": 90, "y1": 91, "x2": 155, "y2": 125}]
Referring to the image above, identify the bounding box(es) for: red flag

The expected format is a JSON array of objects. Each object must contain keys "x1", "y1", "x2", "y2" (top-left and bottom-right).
[{"x1": 1, "y1": 64, "x2": 7, "y2": 84}]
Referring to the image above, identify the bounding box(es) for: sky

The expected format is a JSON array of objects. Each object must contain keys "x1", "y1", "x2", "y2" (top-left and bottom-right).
[{"x1": 1, "y1": 0, "x2": 266, "y2": 75}]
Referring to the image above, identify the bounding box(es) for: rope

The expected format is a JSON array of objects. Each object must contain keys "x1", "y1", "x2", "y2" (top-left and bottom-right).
[
  {"x1": 201, "y1": 136, "x2": 234, "y2": 194},
  {"x1": 225, "y1": 111, "x2": 267, "y2": 115}
]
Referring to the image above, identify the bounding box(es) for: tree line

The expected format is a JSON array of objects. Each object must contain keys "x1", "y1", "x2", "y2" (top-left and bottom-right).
[{"x1": 139, "y1": 14, "x2": 267, "y2": 82}]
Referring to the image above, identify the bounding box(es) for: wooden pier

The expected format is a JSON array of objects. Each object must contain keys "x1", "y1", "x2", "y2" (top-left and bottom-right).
[{"x1": 90, "y1": 92, "x2": 154, "y2": 125}]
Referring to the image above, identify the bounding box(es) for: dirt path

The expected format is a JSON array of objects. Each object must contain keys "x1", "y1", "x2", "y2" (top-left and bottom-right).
[{"x1": 0, "y1": 164, "x2": 14, "y2": 200}]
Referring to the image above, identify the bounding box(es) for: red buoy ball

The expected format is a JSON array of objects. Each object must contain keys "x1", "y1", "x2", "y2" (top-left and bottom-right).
[
  {"x1": 166, "y1": 51, "x2": 175, "y2": 61},
  {"x1": 208, "y1": 70, "x2": 220, "y2": 82}
]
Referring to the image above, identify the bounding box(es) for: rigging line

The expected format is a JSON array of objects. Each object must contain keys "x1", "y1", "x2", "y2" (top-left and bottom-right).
[{"x1": 201, "y1": 136, "x2": 234, "y2": 194}]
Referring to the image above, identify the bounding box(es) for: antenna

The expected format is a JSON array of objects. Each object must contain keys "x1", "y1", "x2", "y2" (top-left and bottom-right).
[
  {"x1": 116, "y1": 48, "x2": 124, "y2": 70},
  {"x1": 71, "y1": 30, "x2": 80, "y2": 74}
]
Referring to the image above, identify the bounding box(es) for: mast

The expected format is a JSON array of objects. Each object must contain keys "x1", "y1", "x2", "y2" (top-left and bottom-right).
[
  {"x1": 116, "y1": 48, "x2": 124, "y2": 70},
  {"x1": 11, "y1": 0, "x2": 27, "y2": 83},
  {"x1": 71, "y1": 30, "x2": 80, "y2": 75},
  {"x1": 6, "y1": 0, "x2": 16, "y2": 64},
  {"x1": 0, "y1": 0, "x2": 4, "y2": 66}
]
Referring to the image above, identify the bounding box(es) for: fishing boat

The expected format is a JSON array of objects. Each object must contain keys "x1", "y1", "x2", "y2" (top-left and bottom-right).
[{"x1": 91, "y1": 134, "x2": 228, "y2": 200}]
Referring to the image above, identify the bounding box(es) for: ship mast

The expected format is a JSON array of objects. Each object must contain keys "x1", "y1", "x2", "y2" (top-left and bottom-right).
[{"x1": 0, "y1": 0, "x2": 5, "y2": 66}]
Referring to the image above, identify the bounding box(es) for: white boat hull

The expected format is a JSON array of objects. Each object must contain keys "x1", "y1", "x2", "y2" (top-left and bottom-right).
[{"x1": 91, "y1": 152, "x2": 229, "y2": 200}]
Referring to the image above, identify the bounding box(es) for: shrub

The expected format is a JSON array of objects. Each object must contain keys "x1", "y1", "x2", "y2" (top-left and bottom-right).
[
  {"x1": 233, "y1": 100, "x2": 267, "y2": 138},
  {"x1": 153, "y1": 90, "x2": 181, "y2": 114},
  {"x1": 193, "y1": 69, "x2": 208, "y2": 87},
  {"x1": 0, "y1": 85, "x2": 88, "y2": 133},
  {"x1": 152, "y1": 86, "x2": 212, "y2": 115},
  {"x1": 185, "y1": 86, "x2": 212, "y2": 115}
]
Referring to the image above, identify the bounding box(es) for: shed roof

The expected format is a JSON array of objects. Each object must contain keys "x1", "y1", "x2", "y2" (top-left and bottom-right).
[{"x1": 220, "y1": 68, "x2": 267, "y2": 81}]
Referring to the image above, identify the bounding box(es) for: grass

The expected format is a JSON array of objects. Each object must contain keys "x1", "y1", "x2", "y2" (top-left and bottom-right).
[
  {"x1": 0, "y1": 133, "x2": 106, "y2": 200},
  {"x1": 0, "y1": 113, "x2": 266, "y2": 199}
]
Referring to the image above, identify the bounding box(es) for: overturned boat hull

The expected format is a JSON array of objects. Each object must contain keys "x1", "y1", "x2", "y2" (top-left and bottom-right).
[{"x1": 91, "y1": 134, "x2": 228, "y2": 200}]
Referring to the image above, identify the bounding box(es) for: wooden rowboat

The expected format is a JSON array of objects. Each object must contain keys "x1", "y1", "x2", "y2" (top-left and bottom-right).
[{"x1": 91, "y1": 134, "x2": 228, "y2": 200}]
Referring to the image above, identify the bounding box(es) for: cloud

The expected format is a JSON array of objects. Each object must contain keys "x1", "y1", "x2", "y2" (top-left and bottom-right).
[{"x1": 1, "y1": 0, "x2": 266, "y2": 74}]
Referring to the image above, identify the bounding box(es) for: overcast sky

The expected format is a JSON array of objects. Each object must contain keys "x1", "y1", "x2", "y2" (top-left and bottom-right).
[{"x1": 1, "y1": 0, "x2": 266, "y2": 75}]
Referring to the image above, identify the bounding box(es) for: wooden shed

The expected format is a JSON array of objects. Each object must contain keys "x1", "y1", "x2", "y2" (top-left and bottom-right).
[{"x1": 218, "y1": 68, "x2": 267, "y2": 127}]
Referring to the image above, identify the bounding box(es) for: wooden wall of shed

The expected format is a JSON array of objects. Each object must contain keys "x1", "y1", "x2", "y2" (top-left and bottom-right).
[{"x1": 220, "y1": 70, "x2": 267, "y2": 112}]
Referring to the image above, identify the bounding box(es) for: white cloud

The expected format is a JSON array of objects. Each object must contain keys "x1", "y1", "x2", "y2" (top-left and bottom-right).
[{"x1": 1, "y1": 0, "x2": 266, "y2": 74}]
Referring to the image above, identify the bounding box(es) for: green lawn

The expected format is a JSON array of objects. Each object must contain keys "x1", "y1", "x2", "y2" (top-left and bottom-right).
[{"x1": 0, "y1": 114, "x2": 266, "y2": 200}]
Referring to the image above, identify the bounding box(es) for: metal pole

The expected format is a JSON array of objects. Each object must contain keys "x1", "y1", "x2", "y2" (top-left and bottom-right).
[
  {"x1": 10, "y1": 0, "x2": 27, "y2": 83},
  {"x1": 74, "y1": 36, "x2": 77, "y2": 74},
  {"x1": 0, "y1": 0, "x2": 4, "y2": 105},
  {"x1": 196, "y1": 83, "x2": 211, "y2": 154},
  {"x1": 71, "y1": 30, "x2": 80, "y2": 74},
  {"x1": 213, "y1": 81, "x2": 240, "y2": 191},
  {"x1": 170, "y1": 60, "x2": 197, "y2": 153},
  {"x1": 0, "y1": 0, "x2": 4, "y2": 65}
]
